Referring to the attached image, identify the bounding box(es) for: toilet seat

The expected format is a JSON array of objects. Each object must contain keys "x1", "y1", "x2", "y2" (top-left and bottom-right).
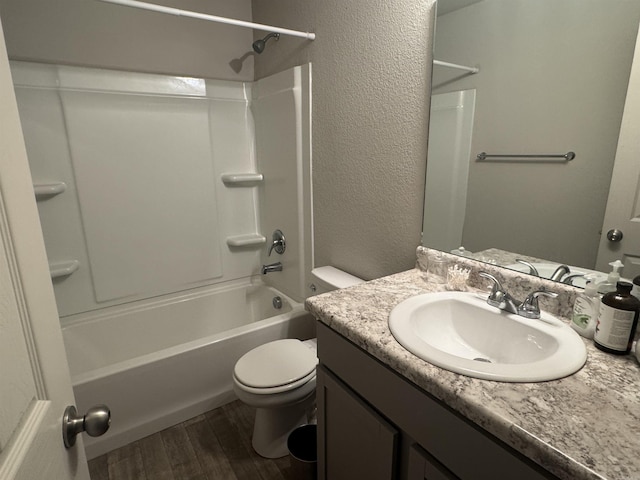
[{"x1": 234, "y1": 339, "x2": 318, "y2": 395}]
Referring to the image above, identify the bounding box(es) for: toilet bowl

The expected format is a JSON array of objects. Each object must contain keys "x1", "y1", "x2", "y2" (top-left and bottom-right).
[
  {"x1": 233, "y1": 266, "x2": 364, "y2": 458},
  {"x1": 233, "y1": 339, "x2": 318, "y2": 458}
]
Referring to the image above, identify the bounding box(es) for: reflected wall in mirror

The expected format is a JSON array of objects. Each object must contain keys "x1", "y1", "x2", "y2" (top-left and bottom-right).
[{"x1": 423, "y1": 0, "x2": 640, "y2": 285}]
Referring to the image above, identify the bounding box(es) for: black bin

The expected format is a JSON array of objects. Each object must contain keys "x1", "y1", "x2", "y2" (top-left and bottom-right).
[{"x1": 287, "y1": 424, "x2": 317, "y2": 479}]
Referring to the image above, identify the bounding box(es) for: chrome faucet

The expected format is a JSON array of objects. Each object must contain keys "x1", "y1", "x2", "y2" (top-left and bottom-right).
[
  {"x1": 479, "y1": 272, "x2": 521, "y2": 314},
  {"x1": 479, "y1": 271, "x2": 558, "y2": 319},
  {"x1": 261, "y1": 262, "x2": 283, "y2": 275}
]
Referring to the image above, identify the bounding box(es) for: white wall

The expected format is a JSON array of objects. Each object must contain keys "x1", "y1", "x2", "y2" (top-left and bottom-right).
[
  {"x1": 252, "y1": 0, "x2": 435, "y2": 280},
  {"x1": 0, "y1": 0, "x2": 254, "y2": 81},
  {"x1": 433, "y1": 0, "x2": 640, "y2": 268}
]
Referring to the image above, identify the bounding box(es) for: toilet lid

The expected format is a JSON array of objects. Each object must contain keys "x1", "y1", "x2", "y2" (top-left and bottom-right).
[{"x1": 234, "y1": 339, "x2": 318, "y2": 389}]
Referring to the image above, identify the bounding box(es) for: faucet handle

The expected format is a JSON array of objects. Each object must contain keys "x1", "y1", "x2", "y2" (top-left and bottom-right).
[
  {"x1": 562, "y1": 273, "x2": 585, "y2": 285},
  {"x1": 515, "y1": 259, "x2": 539, "y2": 276},
  {"x1": 479, "y1": 271, "x2": 502, "y2": 292},
  {"x1": 518, "y1": 288, "x2": 558, "y2": 319},
  {"x1": 550, "y1": 265, "x2": 570, "y2": 282},
  {"x1": 479, "y1": 272, "x2": 506, "y2": 308},
  {"x1": 267, "y1": 230, "x2": 286, "y2": 256}
]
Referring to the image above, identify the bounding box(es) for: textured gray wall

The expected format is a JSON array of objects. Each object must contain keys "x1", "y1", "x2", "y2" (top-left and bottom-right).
[
  {"x1": 253, "y1": 0, "x2": 435, "y2": 280},
  {"x1": 432, "y1": 1, "x2": 640, "y2": 269},
  {"x1": 0, "y1": 0, "x2": 254, "y2": 80}
]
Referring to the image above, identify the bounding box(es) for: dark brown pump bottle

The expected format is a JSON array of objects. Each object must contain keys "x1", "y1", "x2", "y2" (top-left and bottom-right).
[{"x1": 594, "y1": 281, "x2": 640, "y2": 354}]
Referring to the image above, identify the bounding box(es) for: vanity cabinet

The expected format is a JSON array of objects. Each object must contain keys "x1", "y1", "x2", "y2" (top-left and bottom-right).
[{"x1": 316, "y1": 322, "x2": 559, "y2": 480}]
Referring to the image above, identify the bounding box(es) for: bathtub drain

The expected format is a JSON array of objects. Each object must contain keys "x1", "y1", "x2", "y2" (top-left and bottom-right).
[{"x1": 272, "y1": 296, "x2": 283, "y2": 309}]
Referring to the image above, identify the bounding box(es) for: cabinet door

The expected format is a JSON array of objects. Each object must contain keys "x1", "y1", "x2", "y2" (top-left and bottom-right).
[
  {"x1": 408, "y1": 444, "x2": 459, "y2": 480},
  {"x1": 317, "y1": 365, "x2": 399, "y2": 480}
]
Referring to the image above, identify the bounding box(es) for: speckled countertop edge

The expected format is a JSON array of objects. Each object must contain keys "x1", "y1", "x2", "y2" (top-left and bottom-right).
[{"x1": 306, "y1": 247, "x2": 640, "y2": 480}]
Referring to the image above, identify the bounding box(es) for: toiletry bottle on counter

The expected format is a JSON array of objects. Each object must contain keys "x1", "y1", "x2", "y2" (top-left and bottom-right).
[
  {"x1": 632, "y1": 275, "x2": 640, "y2": 300},
  {"x1": 594, "y1": 281, "x2": 640, "y2": 355},
  {"x1": 570, "y1": 274, "x2": 600, "y2": 339},
  {"x1": 596, "y1": 260, "x2": 624, "y2": 294}
]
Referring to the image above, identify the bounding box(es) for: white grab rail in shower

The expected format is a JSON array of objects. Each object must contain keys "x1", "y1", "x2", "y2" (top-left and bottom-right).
[{"x1": 97, "y1": 0, "x2": 316, "y2": 40}]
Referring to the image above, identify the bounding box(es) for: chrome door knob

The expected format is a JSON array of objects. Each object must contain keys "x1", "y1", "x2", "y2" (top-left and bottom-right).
[
  {"x1": 606, "y1": 229, "x2": 624, "y2": 242},
  {"x1": 63, "y1": 404, "x2": 111, "y2": 448}
]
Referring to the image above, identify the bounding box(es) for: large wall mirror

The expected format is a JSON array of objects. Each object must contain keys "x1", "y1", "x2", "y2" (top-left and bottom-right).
[{"x1": 423, "y1": 0, "x2": 640, "y2": 287}]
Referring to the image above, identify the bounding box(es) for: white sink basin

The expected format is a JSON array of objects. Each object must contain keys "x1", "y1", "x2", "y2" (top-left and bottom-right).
[{"x1": 389, "y1": 292, "x2": 587, "y2": 382}]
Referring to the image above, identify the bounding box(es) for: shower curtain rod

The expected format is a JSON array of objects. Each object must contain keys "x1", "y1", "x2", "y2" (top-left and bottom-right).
[
  {"x1": 434, "y1": 60, "x2": 479, "y2": 74},
  {"x1": 97, "y1": 0, "x2": 316, "y2": 40}
]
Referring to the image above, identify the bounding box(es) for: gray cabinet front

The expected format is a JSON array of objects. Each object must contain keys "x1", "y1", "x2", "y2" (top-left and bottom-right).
[
  {"x1": 317, "y1": 365, "x2": 398, "y2": 480},
  {"x1": 316, "y1": 321, "x2": 557, "y2": 480}
]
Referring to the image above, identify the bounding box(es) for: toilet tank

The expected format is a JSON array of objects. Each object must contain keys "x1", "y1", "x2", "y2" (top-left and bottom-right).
[{"x1": 310, "y1": 266, "x2": 364, "y2": 294}]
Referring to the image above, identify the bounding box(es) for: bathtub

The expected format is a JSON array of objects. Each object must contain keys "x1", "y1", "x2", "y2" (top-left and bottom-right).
[{"x1": 61, "y1": 278, "x2": 315, "y2": 459}]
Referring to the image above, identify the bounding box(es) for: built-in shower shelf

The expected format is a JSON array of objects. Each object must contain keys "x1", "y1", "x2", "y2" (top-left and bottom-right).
[
  {"x1": 34, "y1": 181, "x2": 67, "y2": 199},
  {"x1": 221, "y1": 173, "x2": 264, "y2": 186},
  {"x1": 50, "y1": 260, "x2": 79, "y2": 279},
  {"x1": 226, "y1": 234, "x2": 267, "y2": 248}
]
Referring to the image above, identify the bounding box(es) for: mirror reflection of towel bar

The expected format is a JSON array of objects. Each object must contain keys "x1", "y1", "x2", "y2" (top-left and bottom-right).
[{"x1": 476, "y1": 151, "x2": 576, "y2": 161}]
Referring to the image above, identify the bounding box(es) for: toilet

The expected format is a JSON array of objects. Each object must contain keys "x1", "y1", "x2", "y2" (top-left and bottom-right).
[{"x1": 232, "y1": 266, "x2": 364, "y2": 458}]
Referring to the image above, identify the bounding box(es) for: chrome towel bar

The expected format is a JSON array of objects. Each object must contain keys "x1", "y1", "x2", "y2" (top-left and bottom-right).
[{"x1": 476, "y1": 151, "x2": 575, "y2": 161}]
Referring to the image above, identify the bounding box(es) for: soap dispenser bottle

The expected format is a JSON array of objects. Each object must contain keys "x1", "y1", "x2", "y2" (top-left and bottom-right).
[
  {"x1": 596, "y1": 260, "x2": 624, "y2": 295},
  {"x1": 594, "y1": 281, "x2": 640, "y2": 354},
  {"x1": 570, "y1": 274, "x2": 600, "y2": 339}
]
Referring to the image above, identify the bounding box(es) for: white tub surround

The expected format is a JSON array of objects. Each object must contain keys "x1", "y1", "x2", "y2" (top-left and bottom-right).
[
  {"x1": 253, "y1": 64, "x2": 314, "y2": 303},
  {"x1": 12, "y1": 61, "x2": 313, "y2": 317},
  {"x1": 305, "y1": 247, "x2": 640, "y2": 480}
]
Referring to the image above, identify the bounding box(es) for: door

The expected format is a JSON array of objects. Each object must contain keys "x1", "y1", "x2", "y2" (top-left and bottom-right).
[
  {"x1": 596, "y1": 24, "x2": 640, "y2": 279},
  {"x1": 0, "y1": 19, "x2": 90, "y2": 480}
]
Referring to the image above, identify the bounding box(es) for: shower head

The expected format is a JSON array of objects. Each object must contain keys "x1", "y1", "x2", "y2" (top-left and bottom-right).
[{"x1": 252, "y1": 32, "x2": 280, "y2": 54}]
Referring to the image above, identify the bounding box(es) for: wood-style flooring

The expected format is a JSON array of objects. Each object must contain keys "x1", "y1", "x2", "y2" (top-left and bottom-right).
[{"x1": 88, "y1": 400, "x2": 307, "y2": 480}]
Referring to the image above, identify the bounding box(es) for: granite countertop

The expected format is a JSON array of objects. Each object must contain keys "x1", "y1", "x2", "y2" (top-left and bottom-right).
[{"x1": 305, "y1": 256, "x2": 640, "y2": 480}]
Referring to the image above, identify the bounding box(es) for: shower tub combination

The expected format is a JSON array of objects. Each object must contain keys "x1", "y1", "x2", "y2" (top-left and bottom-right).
[
  {"x1": 12, "y1": 60, "x2": 314, "y2": 459},
  {"x1": 62, "y1": 278, "x2": 315, "y2": 459}
]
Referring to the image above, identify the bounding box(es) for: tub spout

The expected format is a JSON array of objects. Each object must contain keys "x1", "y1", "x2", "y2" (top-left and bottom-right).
[{"x1": 261, "y1": 262, "x2": 283, "y2": 275}]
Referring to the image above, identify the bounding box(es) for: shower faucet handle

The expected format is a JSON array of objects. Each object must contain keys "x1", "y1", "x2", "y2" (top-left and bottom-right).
[{"x1": 268, "y1": 230, "x2": 286, "y2": 256}]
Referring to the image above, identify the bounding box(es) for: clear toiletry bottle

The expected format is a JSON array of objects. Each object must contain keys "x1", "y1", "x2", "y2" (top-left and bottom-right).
[
  {"x1": 596, "y1": 260, "x2": 624, "y2": 295},
  {"x1": 594, "y1": 281, "x2": 640, "y2": 355},
  {"x1": 570, "y1": 274, "x2": 600, "y2": 339}
]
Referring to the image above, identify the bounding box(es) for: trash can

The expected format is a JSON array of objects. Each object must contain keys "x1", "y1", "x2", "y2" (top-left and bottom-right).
[{"x1": 287, "y1": 424, "x2": 317, "y2": 479}]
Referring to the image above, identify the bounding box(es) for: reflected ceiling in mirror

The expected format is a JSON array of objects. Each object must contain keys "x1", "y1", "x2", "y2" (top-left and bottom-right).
[{"x1": 423, "y1": 0, "x2": 640, "y2": 285}]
